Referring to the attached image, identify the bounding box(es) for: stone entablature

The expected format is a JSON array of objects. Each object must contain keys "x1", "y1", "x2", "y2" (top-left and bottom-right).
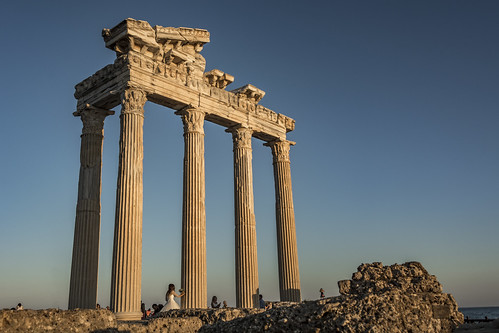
[{"x1": 75, "y1": 18, "x2": 295, "y2": 141}]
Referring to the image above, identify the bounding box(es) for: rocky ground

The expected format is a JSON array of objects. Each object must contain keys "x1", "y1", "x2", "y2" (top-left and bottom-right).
[
  {"x1": 455, "y1": 320, "x2": 499, "y2": 333},
  {"x1": 0, "y1": 261, "x2": 470, "y2": 332}
]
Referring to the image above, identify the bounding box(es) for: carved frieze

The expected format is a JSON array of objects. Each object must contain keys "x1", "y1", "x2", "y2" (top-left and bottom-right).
[
  {"x1": 74, "y1": 58, "x2": 127, "y2": 99},
  {"x1": 75, "y1": 18, "x2": 296, "y2": 136}
]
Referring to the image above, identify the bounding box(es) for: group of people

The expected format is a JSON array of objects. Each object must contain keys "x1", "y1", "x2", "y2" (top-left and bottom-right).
[
  {"x1": 210, "y1": 296, "x2": 227, "y2": 308},
  {"x1": 140, "y1": 283, "x2": 268, "y2": 318},
  {"x1": 139, "y1": 283, "x2": 328, "y2": 318},
  {"x1": 95, "y1": 304, "x2": 111, "y2": 310},
  {"x1": 11, "y1": 303, "x2": 23, "y2": 310}
]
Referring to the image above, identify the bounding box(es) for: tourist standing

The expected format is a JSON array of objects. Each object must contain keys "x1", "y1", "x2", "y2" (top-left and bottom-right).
[{"x1": 320, "y1": 288, "x2": 325, "y2": 298}]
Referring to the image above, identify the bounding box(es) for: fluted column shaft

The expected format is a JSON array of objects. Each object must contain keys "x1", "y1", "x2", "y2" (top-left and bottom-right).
[
  {"x1": 229, "y1": 126, "x2": 259, "y2": 308},
  {"x1": 176, "y1": 107, "x2": 207, "y2": 309},
  {"x1": 110, "y1": 88, "x2": 147, "y2": 320},
  {"x1": 69, "y1": 106, "x2": 114, "y2": 310},
  {"x1": 266, "y1": 140, "x2": 301, "y2": 302}
]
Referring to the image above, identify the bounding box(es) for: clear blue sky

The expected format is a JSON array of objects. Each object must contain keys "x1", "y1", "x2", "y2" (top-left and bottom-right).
[{"x1": 0, "y1": 1, "x2": 497, "y2": 309}]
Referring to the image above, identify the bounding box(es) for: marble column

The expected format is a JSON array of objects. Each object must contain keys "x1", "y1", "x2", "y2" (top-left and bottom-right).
[
  {"x1": 227, "y1": 126, "x2": 259, "y2": 308},
  {"x1": 176, "y1": 106, "x2": 207, "y2": 309},
  {"x1": 110, "y1": 88, "x2": 147, "y2": 320},
  {"x1": 265, "y1": 140, "x2": 301, "y2": 302},
  {"x1": 69, "y1": 105, "x2": 114, "y2": 310}
]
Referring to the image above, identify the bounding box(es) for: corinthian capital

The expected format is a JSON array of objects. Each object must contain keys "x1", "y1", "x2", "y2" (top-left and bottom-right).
[
  {"x1": 265, "y1": 140, "x2": 296, "y2": 163},
  {"x1": 175, "y1": 106, "x2": 205, "y2": 134},
  {"x1": 74, "y1": 104, "x2": 115, "y2": 135},
  {"x1": 227, "y1": 125, "x2": 253, "y2": 150},
  {"x1": 120, "y1": 88, "x2": 147, "y2": 115}
]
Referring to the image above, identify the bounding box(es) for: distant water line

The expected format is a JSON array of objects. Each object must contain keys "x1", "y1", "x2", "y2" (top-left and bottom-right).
[{"x1": 459, "y1": 306, "x2": 499, "y2": 319}]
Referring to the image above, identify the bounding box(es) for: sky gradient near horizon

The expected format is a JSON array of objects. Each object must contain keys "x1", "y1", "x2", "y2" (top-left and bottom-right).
[{"x1": 0, "y1": 1, "x2": 498, "y2": 309}]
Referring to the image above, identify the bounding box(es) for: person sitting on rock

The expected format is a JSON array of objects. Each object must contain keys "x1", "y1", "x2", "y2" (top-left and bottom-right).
[
  {"x1": 320, "y1": 288, "x2": 325, "y2": 298},
  {"x1": 223, "y1": 300, "x2": 228, "y2": 308},
  {"x1": 16, "y1": 303, "x2": 23, "y2": 310},
  {"x1": 259, "y1": 294, "x2": 266, "y2": 309},
  {"x1": 211, "y1": 296, "x2": 221, "y2": 308}
]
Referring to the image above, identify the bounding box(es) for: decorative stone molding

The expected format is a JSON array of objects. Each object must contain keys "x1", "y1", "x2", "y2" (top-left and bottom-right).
[
  {"x1": 74, "y1": 104, "x2": 115, "y2": 136},
  {"x1": 204, "y1": 69, "x2": 234, "y2": 89},
  {"x1": 175, "y1": 106, "x2": 205, "y2": 134},
  {"x1": 102, "y1": 19, "x2": 160, "y2": 58},
  {"x1": 75, "y1": 18, "x2": 295, "y2": 135},
  {"x1": 231, "y1": 84, "x2": 265, "y2": 103},
  {"x1": 121, "y1": 88, "x2": 147, "y2": 115},
  {"x1": 265, "y1": 140, "x2": 296, "y2": 163},
  {"x1": 74, "y1": 59, "x2": 295, "y2": 133},
  {"x1": 227, "y1": 125, "x2": 252, "y2": 150},
  {"x1": 74, "y1": 60, "x2": 126, "y2": 100}
]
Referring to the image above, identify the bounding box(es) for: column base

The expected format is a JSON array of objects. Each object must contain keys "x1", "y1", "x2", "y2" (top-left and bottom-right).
[{"x1": 114, "y1": 311, "x2": 142, "y2": 321}]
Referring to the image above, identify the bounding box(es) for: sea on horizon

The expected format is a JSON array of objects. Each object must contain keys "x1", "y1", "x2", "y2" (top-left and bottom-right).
[{"x1": 459, "y1": 306, "x2": 499, "y2": 320}]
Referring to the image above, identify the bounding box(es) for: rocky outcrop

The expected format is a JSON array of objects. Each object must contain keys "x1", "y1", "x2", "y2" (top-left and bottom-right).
[
  {"x1": 200, "y1": 262, "x2": 463, "y2": 332},
  {"x1": 0, "y1": 309, "x2": 116, "y2": 332},
  {"x1": 154, "y1": 308, "x2": 263, "y2": 325},
  {"x1": 0, "y1": 262, "x2": 464, "y2": 332}
]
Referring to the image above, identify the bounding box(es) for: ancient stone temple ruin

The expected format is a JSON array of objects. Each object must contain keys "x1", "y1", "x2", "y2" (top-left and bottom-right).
[{"x1": 68, "y1": 18, "x2": 301, "y2": 320}]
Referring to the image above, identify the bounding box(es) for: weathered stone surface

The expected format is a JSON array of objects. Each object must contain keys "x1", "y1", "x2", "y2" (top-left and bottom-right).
[
  {"x1": 177, "y1": 106, "x2": 207, "y2": 309},
  {"x1": 228, "y1": 126, "x2": 260, "y2": 308},
  {"x1": 265, "y1": 139, "x2": 301, "y2": 302},
  {"x1": 155, "y1": 308, "x2": 263, "y2": 325},
  {"x1": 200, "y1": 262, "x2": 463, "y2": 333},
  {"x1": 0, "y1": 263, "x2": 465, "y2": 332},
  {"x1": 69, "y1": 105, "x2": 114, "y2": 310},
  {"x1": 0, "y1": 309, "x2": 116, "y2": 332},
  {"x1": 75, "y1": 18, "x2": 295, "y2": 140}
]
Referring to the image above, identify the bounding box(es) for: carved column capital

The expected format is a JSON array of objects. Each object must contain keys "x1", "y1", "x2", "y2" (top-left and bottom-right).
[
  {"x1": 120, "y1": 88, "x2": 147, "y2": 116},
  {"x1": 74, "y1": 105, "x2": 114, "y2": 135},
  {"x1": 265, "y1": 140, "x2": 296, "y2": 163},
  {"x1": 227, "y1": 125, "x2": 253, "y2": 150},
  {"x1": 175, "y1": 106, "x2": 205, "y2": 134}
]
